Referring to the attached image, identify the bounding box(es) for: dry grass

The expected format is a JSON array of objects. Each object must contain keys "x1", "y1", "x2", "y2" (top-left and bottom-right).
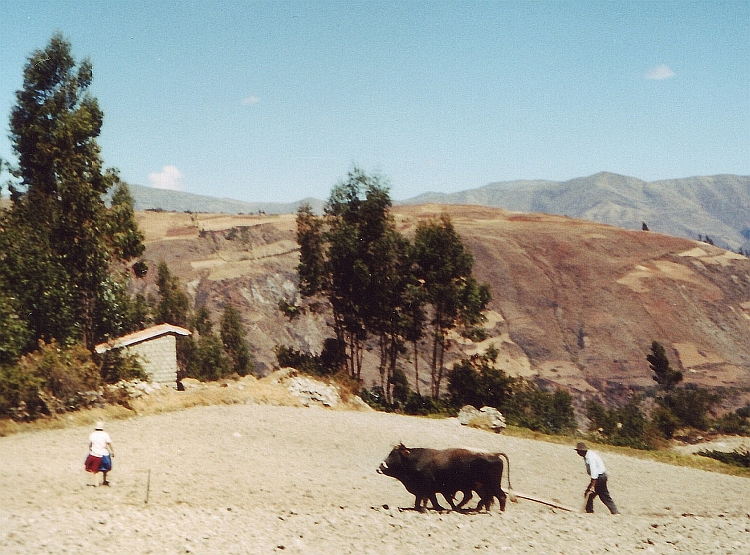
[
  {"x1": 2, "y1": 374, "x2": 748, "y2": 478},
  {"x1": 0, "y1": 373, "x2": 372, "y2": 438},
  {"x1": 0, "y1": 375, "x2": 301, "y2": 438},
  {"x1": 501, "y1": 425, "x2": 750, "y2": 478}
]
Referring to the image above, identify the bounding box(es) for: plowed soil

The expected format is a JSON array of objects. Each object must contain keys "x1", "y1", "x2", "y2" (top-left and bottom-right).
[{"x1": 2, "y1": 402, "x2": 749, "y2": 554}]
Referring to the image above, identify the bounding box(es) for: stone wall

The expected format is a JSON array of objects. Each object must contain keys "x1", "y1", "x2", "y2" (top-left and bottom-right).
[{"x1": 125, "y1": 334, "x2": 179, "y2": 387}]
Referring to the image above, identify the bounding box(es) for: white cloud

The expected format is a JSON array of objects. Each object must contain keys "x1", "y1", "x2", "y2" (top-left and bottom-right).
[
  {"x1": 241, "y1": 96, "x2": 260, "y2": 105},
  {"x1": 646, "y1": 64, "x2": 675, "y2": 80},
  {"x1": 148, "y1": 165, "x2": 184, "y2": 191}
]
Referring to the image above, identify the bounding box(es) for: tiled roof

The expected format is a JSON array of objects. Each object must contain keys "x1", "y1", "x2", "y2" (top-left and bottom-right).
[{"x1": 94, "y1": 323, "x2": 191, "y2": 354}]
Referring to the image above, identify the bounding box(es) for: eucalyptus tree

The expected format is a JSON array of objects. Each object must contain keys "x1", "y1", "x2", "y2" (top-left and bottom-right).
[
  {"x1": 326, "y1": 168, "x2": 393, "y2": 380},
  {"x1": 3, "y1": 34, "x2": 144, "y2": 350},
  {"x1": 412, "y1": 214, "x2": 491, "y2": 397},
  {"x1": 367, "y1": 224, "x2": 412, "y2": 398},
  {"x1": 295, "y1": 203, "x2": 327, "y2": 297},
  {"x1": 296, "y1": 168, "x2": 407, "y2": 382},
  {"x1": 401, "y1": 279, "x2": 427, "y2": 395}
]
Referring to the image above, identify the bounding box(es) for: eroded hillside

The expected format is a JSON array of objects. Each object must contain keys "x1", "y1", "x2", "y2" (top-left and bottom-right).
[{"x1": 133, "y1": 206, "x2": 750, "y2": 404}]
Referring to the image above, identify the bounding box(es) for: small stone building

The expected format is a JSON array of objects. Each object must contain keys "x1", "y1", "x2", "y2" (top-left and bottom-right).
[{"x1": 95, "y1": 323, "x2": 191, "y2": 387}]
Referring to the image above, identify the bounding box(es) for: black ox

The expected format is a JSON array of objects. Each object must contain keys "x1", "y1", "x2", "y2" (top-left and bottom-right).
[{"x1": 377, "y1": 443, "x2": 511, "y2": 512}]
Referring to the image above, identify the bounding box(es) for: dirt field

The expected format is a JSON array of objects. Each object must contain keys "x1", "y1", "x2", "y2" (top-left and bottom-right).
[{"x1": 1, "y1": 403, "x2": 749, "y2": 554}]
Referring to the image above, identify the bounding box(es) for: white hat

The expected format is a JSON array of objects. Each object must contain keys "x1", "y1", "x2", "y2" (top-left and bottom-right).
[{"x1": 95, "y1": 421, "x2": 104, "y2": 430}]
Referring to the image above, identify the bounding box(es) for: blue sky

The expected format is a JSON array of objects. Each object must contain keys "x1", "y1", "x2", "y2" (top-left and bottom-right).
[{"x1": 1, "y1": 1, "x2": 748, "y2": 203}]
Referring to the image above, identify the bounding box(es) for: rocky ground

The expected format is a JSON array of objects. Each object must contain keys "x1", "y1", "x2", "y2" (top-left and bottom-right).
[{"x1": 1, "y1": 400, "x2": 749, "y2": 554}]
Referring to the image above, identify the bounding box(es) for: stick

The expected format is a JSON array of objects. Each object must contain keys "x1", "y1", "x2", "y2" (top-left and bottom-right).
[
  {"x1": 510, "y1": 490, "x2": 576, "y2": 512},
  {"x1": 145, "y1": 469, "x2": 151, "y2": 504}
]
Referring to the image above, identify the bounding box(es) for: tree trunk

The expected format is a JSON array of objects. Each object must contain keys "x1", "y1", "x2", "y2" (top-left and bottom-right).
[
  {"x1": 413, "y1": 339, "x2": 420, "y2": 396},
  {"x1": 435, "y1": 329, "x2": 446, "y2": 398},
  {"x1": 430, "y1": 328, "x2": 440, "y2": 398}
]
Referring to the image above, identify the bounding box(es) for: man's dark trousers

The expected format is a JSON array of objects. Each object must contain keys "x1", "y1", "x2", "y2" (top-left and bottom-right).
[{"x1": 585, "y1": 473, "x2": 619, "y2": 514}]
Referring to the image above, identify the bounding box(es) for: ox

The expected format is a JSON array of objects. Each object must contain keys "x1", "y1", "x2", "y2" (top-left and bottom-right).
[{"x1": 377, "y1": 443, "x2": 511, "y2": 512}]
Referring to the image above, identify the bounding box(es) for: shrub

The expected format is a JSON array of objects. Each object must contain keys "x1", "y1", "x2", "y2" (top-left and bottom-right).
[
  {"x1": 186, "y1": 335, "x2": 231, "y2": 381},
  {"x1": 18, "y1": 341, "x2": 100, "y2": 408},
  {"x1": 585, "y1": 396, "x2": 651, "y2": 449},
  {"x1": 278, "y1": 299, "x2": 301, "y2": 320},
  {"x1": 697, "y1": 448, "x2": 750, "y2": 468},
  {"x1": 0, "y1": 341, "x2": 101, "y2": 418},
  {"x1": 505, "y1": 384, "x2": 576, "y2": 435},
  {"x1": 132, "y1": 260, "x2": 149, "y2": 278},
  {"x1": 389, "y1": 367, "x2": 410, "y2": 405},
  {"x1": 0, "y1": 364, "x2": 43, "y2": 419},
  {"x1": 447, "y1": 348, "x2": 513, "y2": 410},
  {"x1": 403, "y1": 392, "x2": 446, "y2": 416},
  {"x1": 359, "y1": 386, "x2": 391, "y2": 412},
  {"x1": 275, "y1": 345, "x2": 325, "y2": 375},
  {"x1": 275, "y1": 340, "x2": 343, "y2": 376},
  {"x1": 712, "y1": 410, "x2": 750, "y2": 436},
  {"x1": 99, "y1": 349, "x2": 147, "y2": 384},
  {"x1": 461, "y1": 326, "x2": 489, "y2": 342},
  {"x1": 447, "y1": 357, "x2": 484, "y2": 407},
  {"x1": 657, "y1": 386, "x2": 719, "y2": 430},
  {"x1": 651, "y1": 405, "x2": 680, "y2": 439},
  {"x1": 447, "y1": 347, "x2": 576, "y2": 435}
]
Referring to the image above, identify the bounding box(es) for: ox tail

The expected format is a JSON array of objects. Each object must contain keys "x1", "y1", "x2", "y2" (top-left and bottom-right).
[
  {"x1": 496, "y1": 452, "x2": 512, "y2": 491},
  {"x1": 496, "y1": 452, "x2": 517, "y2": 504}
]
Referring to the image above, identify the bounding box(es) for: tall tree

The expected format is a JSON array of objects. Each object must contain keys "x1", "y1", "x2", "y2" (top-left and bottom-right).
[
  {"x1": 295, "y1": 203, "x2": 326, "y2": 297},
  {"x1": 3, "y1": 33, "x2": 144, "y2": 349},
  {"x1": 647, "y1": 341, "x2": 683, "y2": 390},
  {"x1": 412, "y1": 214, "x2": 490, "y2": 397},
  {"x1": 106, "y1": 181, "x2": 145, "y2": 262},
  {"x1": 155, "y1": 261, "x2": 190, "y2": 328},
  {"x1": 220, "y1": 304, "x2": 253, "y2": 376},
  {"x1": 192, "y1": 305, "x2": 214, "y2": 337},
  {"x1": 0, "y1": 287, "x2": 31, "y2": 367},
  {"x1": 401, "y1": 280, "x2": 427, "y2": 395},
  {"x1": 0, "y1": 206, "x2": 74, "y2": 348},
  {"x1": 296, "y1": 168, "x2": 400, "y2": 381}
]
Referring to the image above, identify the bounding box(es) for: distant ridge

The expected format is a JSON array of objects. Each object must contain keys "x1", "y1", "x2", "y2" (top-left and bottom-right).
[
  {"x1": 400, "y1": 173, "x2": 750, "y2": 252},
  {"x1": 125, "y1": 173, "x2": 750, "y2": 251},
  {"x1": 124, "y1": 183, "x2": 325, "y2": 215}
]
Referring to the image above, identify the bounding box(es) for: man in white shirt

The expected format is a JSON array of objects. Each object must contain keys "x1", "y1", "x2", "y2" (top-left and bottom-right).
[
  {"x1": 86, "y1": 421, "x2": 115, "y2": 486},
  {"x1": 575, "y1": 441, "x2": 619, "y2": 514}
]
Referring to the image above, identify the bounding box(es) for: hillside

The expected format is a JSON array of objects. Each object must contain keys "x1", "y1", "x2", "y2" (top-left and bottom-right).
[
  {"x1": 127, "y1": 173, "x2": 750, "y2": 252},
  {"x1": 132, "y1": 205, "x2": 750, "y2": 407},
  {"x1": 123, "y1": 182, "x2": 325, "y2": 215},
  {"x1": 402, "y1": 173, "x2": 750, "y2": 252},
  {"x1": 130, "y1": 172, "x2": 750, "y2": 251}
]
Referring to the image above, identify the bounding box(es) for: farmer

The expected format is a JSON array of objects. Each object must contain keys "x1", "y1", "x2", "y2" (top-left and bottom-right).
[
  {"x1": 575, "y1": 441, "x2": 619, "y2": 514},
  {"x1": 86, "y1": 421, "x2": 114, "y2": 486}
]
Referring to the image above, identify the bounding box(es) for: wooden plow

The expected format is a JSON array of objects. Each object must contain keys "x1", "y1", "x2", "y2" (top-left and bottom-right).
[{"x1": 508, "y1": 490, "x2": 578, "y2": 512}]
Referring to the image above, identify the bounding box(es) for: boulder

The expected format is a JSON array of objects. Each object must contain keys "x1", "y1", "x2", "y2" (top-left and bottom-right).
[
  {"x1": 285, "y1": 376, "x2": 340, "y2": 407},
  {"x1": 458, "y1": 405, "x2": 481, "y2": 425},
  {"x1": 458, "y1": 404, "x2": 506, "y2": 433}
]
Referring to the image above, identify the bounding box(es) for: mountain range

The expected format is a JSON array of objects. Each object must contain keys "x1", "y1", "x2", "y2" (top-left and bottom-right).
[{"x1": 128, "y1": 173, "x2": 750, "y2": 251}]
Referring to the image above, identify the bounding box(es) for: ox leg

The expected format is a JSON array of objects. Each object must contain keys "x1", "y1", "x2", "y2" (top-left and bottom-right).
[
  {"x1": 498, "y1": 489, "x2": 507, "y2": 511},
  {"x1": 476, "y1": 494, "x2": 492, "y2": 512},
  {"x1": 429, "y1": 493, "x2": 446, "y2": 511},
  {"x1": 453, "y1": 490, "x2": 473, "y2": 510}
]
